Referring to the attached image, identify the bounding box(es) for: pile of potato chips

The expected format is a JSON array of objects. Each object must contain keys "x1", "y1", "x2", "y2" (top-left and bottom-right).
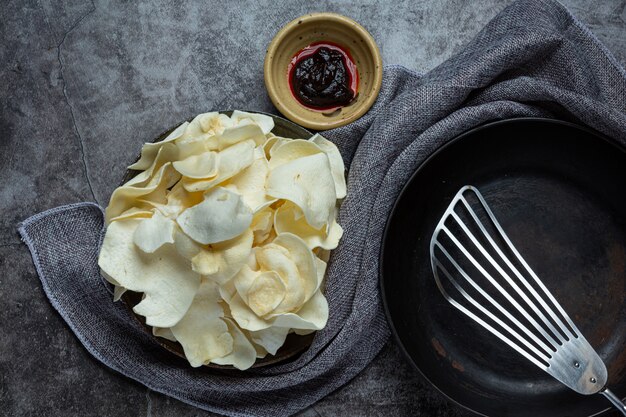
[{"x1": 98, "y1": 111, "x2": 345, "y2": 369}]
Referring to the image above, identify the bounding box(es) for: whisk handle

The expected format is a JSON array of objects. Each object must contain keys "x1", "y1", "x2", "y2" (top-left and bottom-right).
[{"x1": 601, "y1": 388, "x2": 626, "y2": 416}]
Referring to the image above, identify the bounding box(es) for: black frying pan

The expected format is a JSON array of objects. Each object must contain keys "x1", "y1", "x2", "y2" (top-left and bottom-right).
[{"x1": 380, "y1": 118, "x2": 626, "y2": 416}]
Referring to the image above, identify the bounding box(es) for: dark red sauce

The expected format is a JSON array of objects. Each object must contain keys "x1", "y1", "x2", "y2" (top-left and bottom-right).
[{"x1": 288, "y1": 42, "x2": 358, "y2": 112}]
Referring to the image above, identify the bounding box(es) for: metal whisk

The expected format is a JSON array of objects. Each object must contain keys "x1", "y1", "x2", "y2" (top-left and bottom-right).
[{"x1": 430, "y1": 185, "x2": 626, "y2": 415}]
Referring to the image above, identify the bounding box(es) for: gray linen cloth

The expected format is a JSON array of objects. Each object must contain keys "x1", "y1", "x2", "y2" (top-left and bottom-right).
[{"x1": 17, "y1": 1, "x2": 626, "y2": 416}]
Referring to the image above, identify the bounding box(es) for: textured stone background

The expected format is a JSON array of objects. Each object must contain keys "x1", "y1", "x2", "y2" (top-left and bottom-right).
[{"x1": 1, "y1": 0, "x2": 625, "y2": 416}]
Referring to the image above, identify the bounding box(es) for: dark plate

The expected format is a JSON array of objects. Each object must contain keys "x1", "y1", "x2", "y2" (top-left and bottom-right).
[
  {"x1": 380, "y1": 118, "x2": 626, "y2": 416},
  {"x1": 120, "y1": 110, "x2": 315, "y2": 369}
]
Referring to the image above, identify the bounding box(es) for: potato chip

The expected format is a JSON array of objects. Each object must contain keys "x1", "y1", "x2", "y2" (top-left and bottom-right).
[
  {"x1": 274, "y1": 203, "x2": 343, "y2": 250},
  {"x1": 176, "y1": 133, "x2": 219, "y2": 160},
  {"x1": 197, "y1": 112, "x2": 233, "y2": 135},
  {"x1": 249, "y1": 326, "x2": 290, "y2": 356},
  {"x1": 182, "y1": 140, "x2": 256, "y2": 192},
  {"x1": 234, "y1": 266, "x2": 286, "y2": 317},
  {"x1": 125, "y1": 142, "x2": 179, "y2": 188},
  {"x1": 101, "y1": 270, "x2": 128, "y2": 301},
  {"x1": 268, "y1": 139, "x2": 322, "y2": 170},
  {"x1": 246, "y1": 271, "x2": 287, "y2": 317},
  {"x1": 105, "y1": 162, "x2": 181, "y2": 223},
  {"x1": 262, "y1": 134, "x2": 289, "y2": 160},
  {"x1": 261, "y1": 246, "x2": 306, "y2": 310},
  {"x1": 153, "y1": 326, "x2": 177, "y2": 342},
  {"x1": 227, "y1": 233, "x2": 322, "y2": 331},
  {"x1": 309, "y1": 134, "x2": 347, "y2": 199},
  {"x1": 128, "y1": 121, "x2": 188, "y2": 171},
  {"x1": 143, "y1": 182, "x2": 203, "y2": 220},
  {"x1": 109, "y1": 207, "x2": 153, "y2": 223},
  {"x1": 176, "y1": 229, "x2": 253, "y2": 284},
  {"x1": 314, "y1": 256, "x2": 327, "y2": 290},
  {"x1": 180, "y1": 112, "x2": 232, "y2": 140},
  {"x1": 223, "y1": 148, "x2": 275, "y2": 212},
  {"x1": 133, "y1": 212, "x2": 176, "y2": 253},
  {"x1": 250, "y1": 207, "x2": 274, "y2": 246},
  {"x1": 270, "y1": 289, "x2": 328, "y2": 330},
  {"x1": 211, "y1": 318, "x2": 257, "y2": 370},
  {"x1": 177, "y1": 187, "x2": 253, "y2": 244},
  {"x1": 252, "y1": 342, "x2": 269, "y2": 359},
  {"x1": 170, "y1": 281, "x2": 233, "y2": 367},
  {"x1": 230, "y1": 110, "x2": 275, "y2": 135},
  {"x1": 217, "y1": 122, "x2": 266, "y2": 149},
  {"x1": 227, "y1": 284, "x2": 328, "y2": 332},
  {"x1": 267, "y1": 153, "x2": 336, "y2": 229},
  {"x1": 268, "y1": 233, "x2": 318, "y2": 304},
  {"x1": 113, "y1": 285, "x2": 127, "y2": 302},
  {"x1": 98, "y1": 218, "x2": 200, "y2": 327},
  {"x1": 200, "y1": 230, "x2": 253, "y2": 284},
  {"x1": 225, "y1": 292, "x2": 272, "y2": 331},
  {"x1": 172, "y1": 151, "x2": 218, "y2": 179}
]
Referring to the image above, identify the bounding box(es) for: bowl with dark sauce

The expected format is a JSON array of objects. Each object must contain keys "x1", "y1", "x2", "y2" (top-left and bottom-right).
[{"x1": 265, "y1": 13, "x2": 382, "y2": 130}]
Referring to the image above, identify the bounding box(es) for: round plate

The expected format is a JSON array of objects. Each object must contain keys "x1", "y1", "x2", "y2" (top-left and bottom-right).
[
  {"x1": 120, "y1": 110, "x2": 315, "y2": 369},
  {"x1": 264, "y1": 12, "x2": 382, "y2": 130},
  {"x1": 381, "y1": 118, "x2": 626, "y2": 416}
]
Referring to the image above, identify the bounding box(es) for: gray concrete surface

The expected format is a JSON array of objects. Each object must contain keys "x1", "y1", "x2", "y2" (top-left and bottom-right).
[{"x1": 1, "y1": 0, "x2": 625, "y2": 416}]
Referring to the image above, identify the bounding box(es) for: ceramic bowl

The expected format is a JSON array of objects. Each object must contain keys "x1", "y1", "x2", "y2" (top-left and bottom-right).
[{"x1": 264, "y1": 13, "x2": 382, "y2": 130}]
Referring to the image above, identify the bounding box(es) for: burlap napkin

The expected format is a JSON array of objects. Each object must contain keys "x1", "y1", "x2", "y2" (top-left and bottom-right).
[{"x1": 18, "y1": 1, "x2": 626, "y2": 416}]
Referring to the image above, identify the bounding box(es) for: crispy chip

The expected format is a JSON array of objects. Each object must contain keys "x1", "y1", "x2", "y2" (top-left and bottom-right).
[
  {"x1": 181, "y1": 112, "x2": 233, "y2": 140},
  {"x1": 228, "y1": 233, "x2": 322, "y2": 331},
  {"x1": 246, "y1": 271, "x2": 287, "y2": 317},
  {"x1": 217, "y1": 122, "x2": 266, "y2": 149},
  {"x1": 268, "y1": 233, "x2": 318, "y2": 306},
  {"x1": 176, "y1": 229, "x2": 254, "y2": 284},
  {"x1": 226, "y1": 292, "x2": 272, "y2": 331},
  {"x1": 144, "y1": 182, "x2": 204, "y2": 220},
  {"x1": 309, "y1": 134, "x2": 347, "y2": 199},
  {"x1": 182, "y1": 140, "x2": 256, "y2": 192},
  {"x1": 153, "y1": 326, "x2": 177, "y2": 342},
  {"x1": 177, "y1": 187, "x2": 253, "y2": 244},
  {"x1": 223, "y1": 148, "x2": 275, "y2": 212},
  {"x1": 230, "y1": 110, "x2": 275, "y2": 135},
  {"x1": 270, "y1": 289, "x2": 328, "y2": 330},
  {"x1": 98, "y1": 219, "x2": 200, "y2": 327},
  {"x1": 234, "y1": 266, "x2": 286, "y2": 317},
  {"x1": 105, "y1": 162, "x2": 181, "y2": 223},
  {"x1": 197, "y1": 112, "x2": 233, "y2": 135},
  {"x1": 172, "y1": 151, "x2": 218, "y2": 179},
  {"x1": 108, "y1": 207, "x2": 153, "y2": 223},
  {"x1": 249, "y1": 326, "x2": 290, "y2": 356},
  {"x1": 268, "y1": 139, "x2": 322, "y2": 170},
  {"x1": 128, "y1": 122, "x2": 188, "y2": 171},
  {"x1": 126, "y1": 143, "x2": 179, "y2": 187},
  {"x1": 274, "y1": 202, "x2": 343, "y2": 250},
  {"x1": 250, "y1": 207, "x2": 274, "y2": 246},
  {"x1": 170, "y1": 281, "x2": 233, "y2": 367},
  {"x1": 211, "y1": 318, "x2": 257, "y2": 370},
  {"x1": 133, "y1": 212, "x2": 176, "y2": 253},
  {"x1": 101, "y1": 270, "x2": 127, "y2": 302},
  {"x1": 262, "y1": 134, "x2": 288, "y2": 160},
  {"x1": 113, "y1": 285, "x2": 127, "y2": 301},
  {"x1": 267, "y1": 153, "x2": 336, "y2": 229},
  {"x1": 176, "y1": 133, "x2": 219, "y2": 159}
]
